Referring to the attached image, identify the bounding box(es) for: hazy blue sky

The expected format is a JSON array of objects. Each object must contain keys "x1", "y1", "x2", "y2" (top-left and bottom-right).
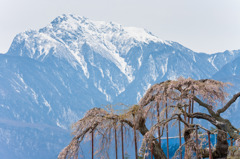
[{"x1": 0, "y1": 0, "x2": 240, "y2": 54}]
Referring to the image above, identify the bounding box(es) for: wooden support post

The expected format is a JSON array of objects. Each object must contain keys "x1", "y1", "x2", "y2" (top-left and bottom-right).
[
  {"x1": 166, "y1": 102, "x2": 169, "y2": 159},
  {"x1": 121, "y1": 123, "x2": 124, "y2": 159},
  {"x1": 115, "y1": 127, "x2": 118, "y2": 159},
  {"x1": 178, "y1": 120, "x2": 182, "y2": 159},
  {"x1": 191, "y1": 99, "x2": 194, "y2": 124},
  {"x1": 208, "y1": 131, "x2": 212, "y2": 159},
  {"x1": 195, "y1": 126, "x2": 199, "y2": 159},
  {"x1": 157, "y1": 102, "x2": 161, "y2": 148},
  {"x1": 92, "y1": 129, "x2": 94, "y2": 159},
  {"x1": 191, "y1": 90, "x2": 194, "y2": 124},
  {"x1": 184, "y1": 105, "x2": 187, "y2": 125},
  {"x1": 151, "y1": 142, "x2": 153, "y2": 159},
  {"x1": 188, "y1": 99, "x2": 191, "y2": 124},
  {"x1": 134, "y1": 127, "x2": 138, "y2": 159}
]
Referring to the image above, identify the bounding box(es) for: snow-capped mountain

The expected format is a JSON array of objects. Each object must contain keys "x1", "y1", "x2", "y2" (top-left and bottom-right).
[
  {"x1": 7, "y1": 14, "x2": 167, "y2": 101},
  {"x1": 1, "y1": 14, "x2": 240, "y2": 158}
]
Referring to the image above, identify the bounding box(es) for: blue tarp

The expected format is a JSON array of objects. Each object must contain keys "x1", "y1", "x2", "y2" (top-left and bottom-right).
[{"x1": 144, "y1": 133, "x2": 219, "y2": 159}]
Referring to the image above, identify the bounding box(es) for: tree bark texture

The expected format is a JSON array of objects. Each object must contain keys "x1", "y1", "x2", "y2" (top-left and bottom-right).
[{"x1": 201, "y1": 130, "x2": 228, "y2": 158}]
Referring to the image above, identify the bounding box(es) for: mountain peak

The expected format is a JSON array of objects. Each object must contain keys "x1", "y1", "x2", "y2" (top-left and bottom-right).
[
  {"x1": 51, "y1": 14, "x2": 88, "y2": 26},
  {"x1": 7, "y1": 14, "x2": 170, "y2": 82},
  {"x1": 46, "y1": 14, "x2": 163, "y2": 45}
]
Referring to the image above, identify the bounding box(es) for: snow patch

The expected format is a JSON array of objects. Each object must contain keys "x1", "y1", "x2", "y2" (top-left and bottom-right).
[
  {"x1": 42, "y1": 96, "x2": 52, "y2": 113},
  {"x1": 148, "y1": 55, "x2": 158, "y2": 81},
  {"x1": 193, "y1": 54, "x2": 196, "y2": 62},
  {"x1": 99, "y1": 68, "x2": 104, "y2": 78},
  {"x1": 124, "y1": 27, "x2": 161, "y2": 44},
  {"x1": 94, "y1": 81, "x2": 112, "y2": 102},
  {"x1": 161, "y1": 58, "x2": 168, "y2": 78},
  {"x1": 138, "y1": 54, "x2": 143, "y2": 69},
  {"x1": 208, "y1": 55, "x2": 218, "y2": 71},
  {"x1": 30, "y1": 88, "x2": 38, "y2": 104},
  {"x1": 233, "y1": 66, "x2": 237, "y2": 76},
  {"x1": 56, "y1": 119, "x2": 67, "y2": 130},
  {"x1": 105, "y1": 69, "x2": 125, "y2": 94},
  {"x1": 0, "y1": 104, "x2": 10, "y2": 110}
]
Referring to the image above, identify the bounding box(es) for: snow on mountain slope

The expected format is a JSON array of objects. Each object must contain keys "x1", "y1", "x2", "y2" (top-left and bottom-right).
[
  {"x1": 212, "y1": 54, "x2": 240, "y2": 96},
  {"x1": 9, "y1": 14, "x2": 236, "y2": 104},
  {"x1": 7, "y1": 14, "x2": 175, "y2": 102},
  {"x1": 7, "y1": 14, "x2": 169, "y2": 83},
  {"x1": 199, "y1": 50, "x2": 240, "y2": 71},
  {"x1": 115, "y1": 42, "x2": 220, "y2": 104},
  {"x1": 0, "y1": 52, "x2": 108, "y2": 159}
]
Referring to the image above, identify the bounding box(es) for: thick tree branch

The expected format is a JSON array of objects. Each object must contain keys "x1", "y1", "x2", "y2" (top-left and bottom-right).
[
  {"x1": 120, "y1": 119, "x2": 134, "y2": 128},
  {"x1": 193, "y1": 96, "x2": 216, "y2": 116},
  {"x1": 104, "y1": 115, "x2": 134, "y2": 128},
  {"x1": 186, "y1": 112, "x2": 218, "y2": 126},
  {"x1": 216, "y1": 92, "x2": 240, "y2": 115}
]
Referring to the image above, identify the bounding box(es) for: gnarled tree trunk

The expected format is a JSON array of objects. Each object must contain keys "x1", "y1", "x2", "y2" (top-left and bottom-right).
[
  {"x1": 137, "y1": 117, "x2": 167, "y2": 159},
  {"x1": 183, "y1": 127, "x2": 194, "y2": 159},
  {"x1": 201, "y1": 130, "x2": 228, "y2": 159}
]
